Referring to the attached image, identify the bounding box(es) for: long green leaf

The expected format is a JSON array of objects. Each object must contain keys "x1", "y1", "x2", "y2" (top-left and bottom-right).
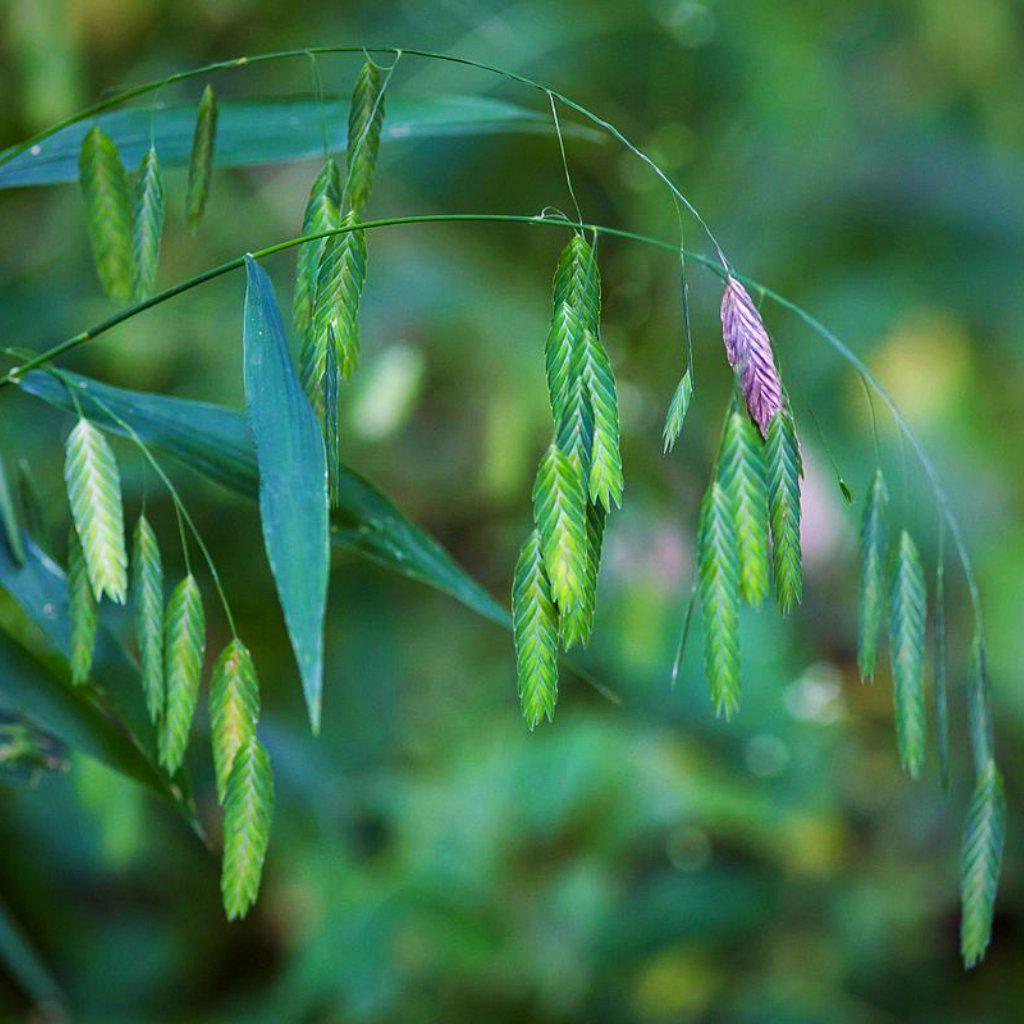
[
  {"x1": 0, "y1": 95, "x2": 595, "y2": 189},
  {"x1": 243, "y1": 256, "x2": 329, "y2": 733},
  {"x1": 17, "y1": 369, "x2": 508, "y2": 627},
  {"x1": 888, "y1": 529, "x2": 927, "y2": 778},
  {"x1": 221, "y1": 735, "x2": 273, "y2": 921},
  {"x1": 960, "y1": 758, "x2": 1005, "y2": 968}
]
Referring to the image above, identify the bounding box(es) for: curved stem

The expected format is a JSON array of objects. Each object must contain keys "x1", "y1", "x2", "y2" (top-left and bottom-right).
[
  {"x1": 0, "y1": 209, "x2": 984, "y2": 635},
  {"x1": 0, "y1": 46, "x2": 727, "y2": 260}
]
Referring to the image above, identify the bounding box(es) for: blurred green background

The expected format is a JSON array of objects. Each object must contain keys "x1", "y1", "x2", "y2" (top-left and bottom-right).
[{"x1": 1, "y1": 0, "x2": 1023, "y2": 1020}]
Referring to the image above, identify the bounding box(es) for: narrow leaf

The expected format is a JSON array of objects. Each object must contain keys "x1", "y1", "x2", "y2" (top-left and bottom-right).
[
  {"x1": 960, "y1": 759, "x2": 1005, "y2": 968},
  {"x1": 718, "y1": 406, "x2": 771, "y2": 607},
  {"x1": 132, "y1": 144, "x2": 164, "y2": 299},
  {"x1": 888, "y1": 529, "x2": 927, "y2": 778},
  {"x1": 186, "y1": 84, "x2": 218, "y2": 230},
  {"x1": 67, "y1": 527, "x2": 96, "y2": 685},
  {"x1": 0, "y1": 453, "x2": 24, "y2": 565},
  {"x1": 64, "y1": 417, "x2": 128, "y2": 604},
  {"x1": 512, "y1": 529, "x2": 559, "y2": 728},
  {"x1": 532, "y1": 443, "x2": 588, "y2": 625},
  {"x1": 78, "y1": 126, "x2": 134, "y2": 303},
  {"x1": 662, "y1": 369, "x2": 692, "y2": 454},
  {"x1": 293, "y1": 157, "x2": 341, "y2": 344},
  {"x1": 858, "y1": 468, "x2": 888, "y2": 681},
  {"x1": 159, "y1": 574, "x2": 204, "y2": 774},
  {"x1": 343, "y1": 60, "x2": 386, "y2": 214},
  {"x1": 209, "y1": 638, "x2": 260, "y2": 805},
  {"x1": 221, "y1": 736, "x2": 273, "y2": 921},
  {"x1": 765, "y1": 407, "x2": 802, "y2": 614},
  {"x1": 698, "y1": 480, "x2": 741, "y2": 718},
  {"x1": 243, "y1": 256, "x2": 329, "y2": 733},
  {"x1": 132, "y1": 514, "x2": 164, "y2": 724}
]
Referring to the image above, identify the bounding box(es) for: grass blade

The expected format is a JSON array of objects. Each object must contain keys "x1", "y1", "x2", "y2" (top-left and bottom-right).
[
  {"x1": 132, "y1": 514, "x2": 164, "y2": 724},
  {"x1": 186, "y1": 84, "x2": 218, "y2": 230},
  {"x1": 765, "y1": 407, "x2": 802, "y2": 614},
  {"x1": 858, "y1": 468, "x2": 888, "y2": 680},
  {"x1": 221, "y1": 736, "x2": 273, "y2": 920},
  {"x1": 64, "y1": 417, "x2": 128, "y2": 604},
  {"x1": 209, "y1": 638, "x2": 260, "y2": 804},
  {"x1": 718, "y1": 406, "x2": 770, "y2": 607},
  {"x1": 159, "y1": 574, "x2": 205, "y2": 774},
  {"x1": 78, "y1": 126, "x2": 134, "y2": 303},
  {"x1": 960, "y1": 758, "x2": 1005, "y2": 968},
  {"x1": 243, "y1": 256, "x2": 329, "y2": 733},
  {"x1": 132, "y1": 144, "x2": 165, "y2": 299},
  {"x1": 512, "y1": 529, "x2": 559, "y2": 728},
  {"x1": 888, "y1": 529, "x2": 927, "y2": 778},
  {"x1": 0, "y1": 453, "x2": 25, "y2": 565},
  {"x1": 698, "y1": 480, "x2": 741, "y2": 718},
  {"x1": 0, "y1": 894, "x2": 68, "y2": 1016},
  {"x1": 67, "y1": 527, "x2": 96, "y2": 685}
]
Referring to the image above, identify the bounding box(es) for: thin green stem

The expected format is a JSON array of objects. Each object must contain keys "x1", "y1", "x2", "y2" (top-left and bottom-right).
[{"x1": 548, "y1": 92, "x2": 584, "y2": 229}]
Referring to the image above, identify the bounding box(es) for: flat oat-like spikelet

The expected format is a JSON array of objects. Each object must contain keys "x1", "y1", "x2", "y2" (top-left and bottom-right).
[
  {"x1": 186, "y1": 84, "x2": 218, "y2": 231},
  {"x1": 765, "y1": 407, "x2": 802, "y2": 614},
  {"x1": 717, "y1": 406, "x2": 771, "y2": 607},
  {"x1": 68, "y1": 526, "x2": 97, "y2": 685},
  {"x1": 159, "y1": 574, "x2": 205, "y2": 774},
  {"x1": 78, "y1": 126, "x2": 134, "y2": 304},
  {"x1": 294, "y1": 157, "x2": 341, "y2": 344},
  {"x1": 960, "y1": 758, "x2": 1005, "y2": 968},
  {"x1": 544, "y1": 301, "x2": 584, "y2": 429},
  {"x1": 221, "y1": 736, "x2": 274, "y2": 920},
  {"x1": 532, "y1": 442, "x2": 589, "y2": 623},
  {"x1": 888, "y1": 529, "x2": 927, "y2": 778},
  {"x1": 858, "y1": 468, "x2": 888, "y2": 680},
  {"x1": 662, "y1": 368, "x2": 692, "y2": 454},
  {"x1": 209, "y1": 638, "x2": 260, "y2": 804},
  {"x1": 305, "y1": 209, "x2": 367, "y2": 397},
  {"x1": 512, "y1": 529, "x2": 559, "y2": 727},
  {"x1": 132, "y1": 514, "x2": 164, "y2": 723},
  {"x1": 720, "y1": 276, "x2": 783, "y2": 436},
  {"x1": 343, "y1": 60, "x2": 386, "y2": 214},
  {"x1": 64, "y1": 418, "x2": 128, "y2": 604},
  {"x1": 132, "y1": 144, "x2": 165, "y2": 300},
  {"x1": 578, "y1": 329, "x2": 623, "y2": 512},
  {"x1": 698, "y1": 480, "x2": 741, "y2": 718},
  {"x1": 553, "y1": 234, "x2": 601, "y2": 336}
]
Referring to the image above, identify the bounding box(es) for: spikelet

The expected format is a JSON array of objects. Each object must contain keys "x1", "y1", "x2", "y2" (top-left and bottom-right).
[
  {"x1": 132, "y1": 514, "x2": 164, "y2": 723},
  {"x1": 68, "y1": 527, "x2": 97, "y2": 685},
  {"x1": 553, "y1": 234, "x2": 601, "y2": 336},
  {"x1": 186, "y1": 84, "x2": 218, "y2": 231},
  {"x1": 132, "y1": 144, "x2": 165, "y2": 299},
  {"x1": 717, "y1": 405, "x2": 771, "y2": 607},
  {"x1": 512, "y1": 529, "x2": 559, "y2": 728},
  {"x1": 78, "y1": 126, "x2": 134, "y2": 304},
  {"x1": 857, "y1": 469, "x2": 888, "y2": 680},
  {"x1": 765, "y1": 406, "x2": 802, "y2": 613},
  {"x1": 159, "y1": 574, "x2": 205, "y2": 774},
  {"x1": 304, "y1": 210, "x2": 367, "y2": 405},
  {"x1": 697, "y1": 480, "x2": 741, "y2": 718},
  {"x1": 662, "y1": 369, "x2": 692, "y2": 454},
  {"x1": 221, "y1": 736, "x2": 274, "y2": 920},
  {"x1": 293, "y1": 157, "x2": 341, "y2": 343},
  {"x1": 934, "y1": 553, "x2": 950, "y2": 792},
  {"x1": 555, "y1": 373, "x2": 594, "y2": 483},
  {"x1": 720, "y1": 276, "x2": 783, "y2": 436},
  {"x1": 64, "y1": 418, "x2": 128, "y2": 604},
  {"x1": 343, "y1": 60, "x2": 386, "y2": 214},
  {"x1": 578, "y1": 328, "x2": 623, "y2": 511},
  {"x1": 960, "y1": 758, "x2": 1005, "y2": 968},
  {"x1": 324, "y1": 341, "x2": 341, "y2": 509},
  {"x1": 209, "y1": 638, "x2": 260, "y2": 804},
  {"x1": 888, "y1": 529, "x2": 927, "y2": 778},
  {"x1": 532, "y1": 443, "x2": 588, "y2": 622},
  {"x1": 544, "y1": 301, "x2": 583, "y2": 429}
]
